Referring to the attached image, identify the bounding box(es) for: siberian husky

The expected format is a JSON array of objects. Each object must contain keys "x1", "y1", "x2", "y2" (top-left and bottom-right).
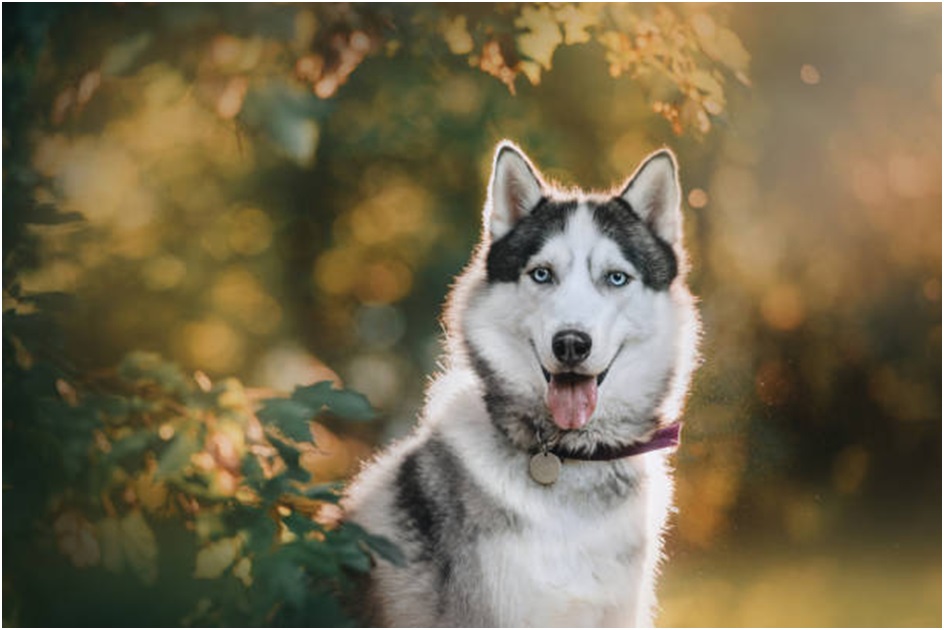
[{"x1": 344, "y1": 141, "x2": 700, "y2": 627}]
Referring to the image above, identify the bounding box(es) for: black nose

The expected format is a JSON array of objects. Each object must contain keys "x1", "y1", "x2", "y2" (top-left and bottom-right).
[{"x1": 552, "y1": 330, "x2": 592, "y2": 366}]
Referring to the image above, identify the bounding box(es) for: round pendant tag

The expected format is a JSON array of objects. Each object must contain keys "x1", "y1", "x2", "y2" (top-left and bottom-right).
[{"x1": 529, "y1": 452, "x2": 562, "y2": 485}]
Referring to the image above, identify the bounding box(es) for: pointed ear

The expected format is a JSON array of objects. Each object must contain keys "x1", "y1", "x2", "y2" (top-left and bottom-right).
[
  {"x1": 485, "y1": 141, "x2": 545, "y2": 240},
  {"x1": 619, "y1": 149, "x2": 682, "y2": 244}
]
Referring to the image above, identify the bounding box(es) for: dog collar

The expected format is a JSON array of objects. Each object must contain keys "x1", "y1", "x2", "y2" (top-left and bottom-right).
[{"x1": 528, "y1": 422, "x2": 683, "y2": 486}]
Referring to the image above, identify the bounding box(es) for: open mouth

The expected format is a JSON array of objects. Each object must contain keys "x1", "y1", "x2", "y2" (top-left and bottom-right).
[
  {"x1": 541, "y1": 370, "x2": 600, "y2": 430},
  {"x1": 533, "y1": 341, "x2": 623, "y2": 431}
]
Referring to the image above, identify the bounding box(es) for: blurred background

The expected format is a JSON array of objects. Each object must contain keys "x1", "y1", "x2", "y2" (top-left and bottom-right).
[{"x1": 3, "y1": 4, "x2": 940, "y2": 627}]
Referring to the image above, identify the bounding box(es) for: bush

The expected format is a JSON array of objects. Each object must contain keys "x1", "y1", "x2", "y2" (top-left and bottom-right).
[{"x1": 3, "y1": 324, "x2": 401, "y2": 625}]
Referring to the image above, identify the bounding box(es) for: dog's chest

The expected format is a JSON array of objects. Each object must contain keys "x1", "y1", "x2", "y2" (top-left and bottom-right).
[{"x1": 476, "y1": 505, "x2": 646, "y2": 627}]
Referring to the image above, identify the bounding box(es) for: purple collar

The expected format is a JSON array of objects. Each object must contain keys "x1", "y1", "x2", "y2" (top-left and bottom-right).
[{"x1": 549, "y1": 422, "x2": 683, "y2": 462}]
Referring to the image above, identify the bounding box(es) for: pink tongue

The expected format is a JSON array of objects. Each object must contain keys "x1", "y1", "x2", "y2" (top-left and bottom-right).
[{"x1": 546, "y1": 376, "x2": 598, "y2": 430}]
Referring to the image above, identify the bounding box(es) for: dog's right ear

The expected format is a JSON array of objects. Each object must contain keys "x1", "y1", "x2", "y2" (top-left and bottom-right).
[{"x1": 485, "y1": 141, "x2": 545, "y2": 240}]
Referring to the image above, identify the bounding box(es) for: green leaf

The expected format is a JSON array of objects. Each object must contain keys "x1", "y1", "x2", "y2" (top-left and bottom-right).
[
  {"x1": 259, "y1": 476, "x2": 292, "y2": 503},
  {"x1": 269, "y1": 434, "x2": 311, "y2": 483},
  {"x1": 194, "y1": 535, "x2": 243, "y2": 579},
  {"x1": 221, "y1": 505, "x2": 277, "y2": 554},
  {"x1": 241, "y1": 453, "x2": 265, "y2": 487},
  {"x1": 118, "y1": 351, "x2": 191, "y2": 395},
  {"x1": 256, "y1": 398, "x2": 313, "y2": 441},
  {"x1": 303, "y1": 482, "x2": 343, "y2": 504},
  {"x1": 283, "y1": 512, "x2": 321, "y2": 537},
  {"x1": 108, "y1": 430, "x2": 157, "y2": 461},
  {"x1": 342, "y1": 522, "x2": 406, "y2": 567},
  {"x1": 361, "y1": 532, "x2": 406, "y2": 568},
  {"x1": 289, "y1": 381, "x2": 334, "y2": 408},
  {"x1": 289, "y1": 541, "x2": 339, "y2": 578},
  {"x1": 333, "y1": 539, "x2": 372, "y2": 573},
  {"x1": 157, "y1": 432, "x2": 200, "y2": 477},
  {"x1": 291, "y1": 381, "x2": 377, "y2": 421},
  {"x1": 254, "y1": 548, "x2": 309, "y2": 608},
  {"x1": 319, "y1": 388, "x2": 376, "y2": 421},
  {"x1": 98, "y1": 510, "x2": 158, "y2": 584},
  {"x1": 121, "y1": 511, "x2": 158, "y2": 584},
  {"x1": 244, "y1": 513, "x2": 278, "y2": 555}
]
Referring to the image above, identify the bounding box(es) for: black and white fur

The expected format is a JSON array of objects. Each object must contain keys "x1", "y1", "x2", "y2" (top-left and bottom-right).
[{"x1": 344, "y1": 141, "x2": 700, "y2": 627}]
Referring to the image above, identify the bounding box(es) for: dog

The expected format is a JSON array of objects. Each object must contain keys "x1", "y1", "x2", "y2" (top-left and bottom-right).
[{"x1": 343, "y1": 141, "x2": 700, "y2": 627}]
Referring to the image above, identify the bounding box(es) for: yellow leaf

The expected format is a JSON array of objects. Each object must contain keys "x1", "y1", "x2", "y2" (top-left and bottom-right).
[
  {"x1": 715, "y1": 27, "x2": 750, "y2": 72},
  {"x1": 554, "y1": 4, "x2": 600, "y2": 45},
  {"x1": 217, "y1": 377, "x2": 249, "y2": 410},
  {"x1": 695, "y1": 19, "x2": 750, "y2": 74},
  {"x1": 518, "y1": 60, "x2": 543, "y2": 86},
  {"x1": 690, "y1": 13, "x2": 716, "y2": 40},
  {"x1": 704, "y1": 99, "x2": 724, "y2": 116},
  {"x1": 233, "y1": 556, "x2": 253, "y2": 587},
  {"x1": 133, "y1": 471, "x2": 168, "y2": 513},
  {"x1": 515, "y1": 5, "x2": 563, "y2": 70},
  {"x1": 440, "y1": 15, "x2": 474, "y2": 55},
  {"x1": 194, "y1": 535, "x2": 243, "y2": 579},
  {"x1": 689, "y1": 69, "x2": 725, "y2": 103}
]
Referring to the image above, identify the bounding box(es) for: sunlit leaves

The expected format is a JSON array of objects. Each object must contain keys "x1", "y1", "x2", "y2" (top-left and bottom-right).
[
  {"x1": 440, "y1": 15, "x2": 475, "y2": 55},
  {"x1": 595, "y1": 6, "x2": 749, "y2": 135},
  {"x1": 690, "y1": 13, "x2": 751, "y2": 84},
  {"x1": 131, "y1": 467, "x2": 170, "y2": 513},
  {"x1": 556, "y1": 4, "x2": 597, "y2": 46},
  {"x1": 515, "y1": 5, "x2": 563, "y2": 80},
  {"x1": 477, "y1": 39, "x2": 520, "y2": 95},
  {"x1": 435, "y1": 4, "x2": 751, "y2": 136}
]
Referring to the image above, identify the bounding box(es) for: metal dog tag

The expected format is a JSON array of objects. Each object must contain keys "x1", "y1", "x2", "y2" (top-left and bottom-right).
[{"x1": 529, "y1": 452, "x2": 561, "y2": 485}]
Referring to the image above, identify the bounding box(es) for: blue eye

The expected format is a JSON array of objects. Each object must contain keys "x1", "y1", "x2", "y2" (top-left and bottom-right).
[
  {"x1": 529, "y1": 267, "x2": 553, "y2": 284},
  {"x1": 606, "y1": 271, "x2": 631, "y2": 287}
]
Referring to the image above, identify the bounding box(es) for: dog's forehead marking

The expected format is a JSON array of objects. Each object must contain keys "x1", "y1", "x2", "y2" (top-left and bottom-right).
[
  {"x1": 534, "y1": 204, "x2": 596, "y2": 269},
  {"x1": 536, "y1": 204, "x2": 641, "y2": 278},
  {"x1": 484, "y1": 196, "x2": 677, "y2": 290}
]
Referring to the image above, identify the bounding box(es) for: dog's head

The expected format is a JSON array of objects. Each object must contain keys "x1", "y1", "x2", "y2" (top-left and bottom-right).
[{"x1": 455, "y1": 141, "x2": 699, "y2": 450}]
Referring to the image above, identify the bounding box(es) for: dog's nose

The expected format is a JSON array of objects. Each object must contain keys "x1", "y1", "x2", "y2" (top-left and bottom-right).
[{"x1": 552, "y1": 330, "x2": 592, "y2": 366}]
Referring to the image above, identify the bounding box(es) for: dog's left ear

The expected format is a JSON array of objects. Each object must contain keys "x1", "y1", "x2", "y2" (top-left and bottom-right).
[
  {"x1": 619, "y1": 149, "x2": 682, "y2": 244},
  {"x1": 485, "y1": 141, "x2": 546, "y2": 240}
]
